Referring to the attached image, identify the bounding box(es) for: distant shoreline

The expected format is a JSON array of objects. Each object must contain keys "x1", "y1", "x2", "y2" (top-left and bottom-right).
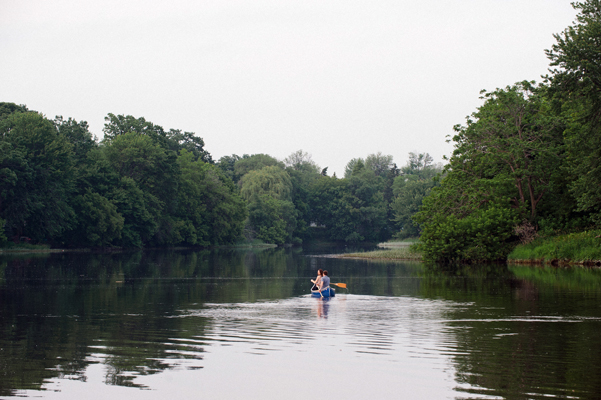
[
  {"x1": 0, "y1": 243, "x2": 278, "y2": 254},
  {"x1": 332, "y1": 243, "x2": 422, "y2": 261}
]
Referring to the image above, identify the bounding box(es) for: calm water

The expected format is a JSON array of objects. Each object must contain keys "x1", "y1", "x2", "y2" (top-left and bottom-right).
[{"x1": 1, "y1": 245, "x2": 601, "y2": 399}]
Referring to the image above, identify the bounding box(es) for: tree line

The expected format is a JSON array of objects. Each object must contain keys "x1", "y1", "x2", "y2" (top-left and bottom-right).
[
  {"x1": 0, "y1": 103, "x2": 441, "y2": 248},
  {"x1": 7, "y1": 1, "x2": 596, "y2": 255},
  {"x1": 414, "y1": 0, "x2": 601, "y2": 262}
]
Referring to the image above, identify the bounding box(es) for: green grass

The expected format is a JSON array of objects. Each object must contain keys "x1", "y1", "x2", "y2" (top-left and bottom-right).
[
  {"x1": 223, "y1": 239, "x2": 278, "y2": 249},
  {"x1": 0, "y1": 242, "x2": 52, "y2": 253},
  {"x1": 339, "y1": 246, "x2": 422, "y2": 261},
  {"x1": 382, "y1": 237, "x2": 419, "y2": 243},
  {"x1": 377, "y1": 239, "x2": 418, "y2": 249},
  {"x1": 508, "y1": 230, "x2": 601, "y2": 264}
]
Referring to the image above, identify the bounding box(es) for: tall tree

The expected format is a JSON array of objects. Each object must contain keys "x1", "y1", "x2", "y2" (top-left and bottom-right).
[
  {"x1": 70, "y1": 189, "x2": 124, "y2": 247},
  {"x1": 54, "y1": 116, "x2": 97, "y2": 163},
  {"x1": 452, "y1": 82, "x2": 563, "y2": 221},
  {"x1": 176, "y1": 150, "x2": 246, "y2": 245},
  {"x1": 239, "y1": 166, "x2": 293, "y2": 202},
  {"x1": 239, "y1": 166, "x2": 297, "y2": 244},
  {"x1": 415, "y1": 82, "x2": 563, "y2": 261},
  {"x1": 546, "y1": 0, "x2": 601, "y2": 225},
  {"x1": 391, "y1": 153, "x2": 442, "y2": 238},
  {"x1": 365, "y1": 152, "x2": 394, "y2": 177},
  {"x1": 102, "y1": 132, "x2": 178, "y2": 246},
  {"x1": 403, "y1": 152, "x2": 434, "y2": 175},
  {"x1": 0, "y1": 112, "x2": 75, "y2": 242},
  {"x1": 284, "y1": 150, "x2": 321, "y2": 241},
  {"x1": 309, "y1": 170, "x2": 389, "y2": 243},
  {"x1": 284, "y1": 149, "x2": 320, "y2": 174},
  {"x1": 53, "y1": 116, "x2": 123, "y2": 247},
  {"x1": 344, "y1": 158, "x2": 363, "y2": 178}
]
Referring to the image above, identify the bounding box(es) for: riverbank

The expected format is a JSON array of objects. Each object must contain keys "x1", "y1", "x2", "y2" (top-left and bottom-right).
[
  {"x1": 507, "y1": 230, "x2": 601, "y2": 266},
  {"x1": 337, "y1": 242, "x2": 422, "y2": 261},
  {"x1": 337, "y1": 231, "x2": 601, "y2": 265},
  {"x1": 0, "y1": 244, "x2": 58, "y2": 253},
  {"x1": 0, "y1": 240, "x2": 278, "y2": 254}
]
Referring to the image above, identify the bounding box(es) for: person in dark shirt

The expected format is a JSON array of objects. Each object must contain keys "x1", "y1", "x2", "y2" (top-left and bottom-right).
[{"x1": 320, "y1": 270, "x2": 330, "y2": 291}]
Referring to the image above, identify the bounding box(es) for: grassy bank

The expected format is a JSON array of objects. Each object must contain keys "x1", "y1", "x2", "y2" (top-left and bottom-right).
[
  {"x1": 508, "y1": 230, "x2": 601, "y2": 265},
  {"x1": 338, "y1": 245, "x2": 422, "y2": 261},
  {"x1": 219, "y1": 239, "x2": 278, "y2": 249},
  {"x1": 376, "y1": 239, "x2": 418, "y2": 249},
  {"x1": 0, "y1": 240, "x2": 279, "y2": 254},
  {"x1": 0, "y1": 243, "x2": 55, "y2": 253}
]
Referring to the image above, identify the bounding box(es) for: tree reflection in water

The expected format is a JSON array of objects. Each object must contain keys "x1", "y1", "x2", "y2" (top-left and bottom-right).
[{"x1": 1, "y1": 249, "x2": 601, "y2": 398}]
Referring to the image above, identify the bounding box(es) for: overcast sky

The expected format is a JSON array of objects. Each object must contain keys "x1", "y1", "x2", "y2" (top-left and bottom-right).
[{"x1": 1, "y1": 0, "x2": 576, "y2": 176}]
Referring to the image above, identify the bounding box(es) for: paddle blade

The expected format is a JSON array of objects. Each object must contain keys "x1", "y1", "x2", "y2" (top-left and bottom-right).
[{"x1": 334, "y1": 283, "x2": 347, "y2": 288}]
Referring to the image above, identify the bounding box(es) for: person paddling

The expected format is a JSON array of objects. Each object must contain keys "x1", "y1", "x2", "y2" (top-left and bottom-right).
[
  {"x1": 319, "y1": 270, "x2": 331, "y2": 296},
  {"x1": 311, "y1": 269, "x2": 323, "y2": 291}
]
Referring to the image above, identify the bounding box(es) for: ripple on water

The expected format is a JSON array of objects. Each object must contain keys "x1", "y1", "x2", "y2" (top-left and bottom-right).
[
  {"x1": 176, "y1": 294, "x2": 456, "y2": 360},
  {"x1": 11, "y1": 292, "x2": 599, "y2": 399}
]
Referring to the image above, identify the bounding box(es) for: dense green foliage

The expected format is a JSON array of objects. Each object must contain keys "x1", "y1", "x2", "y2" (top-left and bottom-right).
[
  {"x1": 10, "y1": 1, "x2": 599, "y2": 251},
  {"x1": 0, "y1": 108, "x2": 246, "y2": 248},
  {"x1": 309, "y1": 161, "x2": 403, "y2": 243},
  {"x1": 546, "y1": 1, "x2": 601, "y2": 225},
  {"x1": 0, "y1": 103, "x2": 436, "y2": 247},
  {"x1": 391, "y1": 152, "x2": 442, "y2": 238},
  {"x1": 415, "y1": 0, "x2": 601, "y2": 262},
  {"x1": 0, "y1": 111, "x2": 76, "y2": 243}
]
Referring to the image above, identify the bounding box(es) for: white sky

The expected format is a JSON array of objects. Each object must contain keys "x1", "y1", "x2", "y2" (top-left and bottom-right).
[{"x1": 1, "y1": 0, "x2": 576, "y2": 176}]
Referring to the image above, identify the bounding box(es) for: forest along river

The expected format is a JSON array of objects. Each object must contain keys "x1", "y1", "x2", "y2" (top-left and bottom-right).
[{"x1": 1, "y1": 245, "x2": 601, "y2": 399}]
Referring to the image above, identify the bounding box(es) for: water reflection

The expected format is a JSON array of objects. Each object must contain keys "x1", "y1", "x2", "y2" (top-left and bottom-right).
[
  {"x1": 314, "y1": 297, "x2": 331, "y2": 319},
  {"x1": 1, "y1": 249, "x2": 601, "y2": 399},
  {"x1": 422, "y1": 262, "x2": 601, "y2": 399}
]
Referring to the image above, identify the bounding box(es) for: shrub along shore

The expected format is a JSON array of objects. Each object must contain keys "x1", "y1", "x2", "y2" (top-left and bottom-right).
[
  {"x1": 338, "y1": 231, "x2": 601, "y2": 266},
  {"x1": 4, "y1": 233, "x2": 601, "y2": 267},
  {"x1": 507, "y1": 230, "x2": 601, "y2": 266}
]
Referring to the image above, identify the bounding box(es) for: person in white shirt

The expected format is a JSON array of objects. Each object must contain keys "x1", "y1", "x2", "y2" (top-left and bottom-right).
[{"x1": 311, "y1": 269, "x2": 323, "y2": 291}]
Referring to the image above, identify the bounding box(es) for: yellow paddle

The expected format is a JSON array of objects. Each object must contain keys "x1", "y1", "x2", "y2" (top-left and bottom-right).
[{"x1": 332, "y1": 282, "x2": 347, "y2": 289}]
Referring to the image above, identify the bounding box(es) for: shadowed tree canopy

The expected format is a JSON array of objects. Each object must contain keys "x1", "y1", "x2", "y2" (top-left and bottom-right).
[
  {"x1": 0, "y1": 111, "x2": 75, "y2": 242},
  {"x1": 0, "y1": 107, "x2": 250, "y2": 248},
  {"x1": 217, "y1": 154, "x2": 241, "y2": 181},
  {"x1": 176, "y1": 150, "x2": 247, "y2": 245}
]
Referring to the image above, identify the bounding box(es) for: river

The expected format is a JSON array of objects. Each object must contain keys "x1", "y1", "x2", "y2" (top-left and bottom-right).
[{"x1": 1, "y1": 244, "x2": 600, "y2": 399}]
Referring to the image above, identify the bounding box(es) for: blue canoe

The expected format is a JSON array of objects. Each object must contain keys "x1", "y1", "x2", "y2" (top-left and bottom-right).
[{"x1": 311, "y1": 285, "x2": 335, "y2": 298}]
